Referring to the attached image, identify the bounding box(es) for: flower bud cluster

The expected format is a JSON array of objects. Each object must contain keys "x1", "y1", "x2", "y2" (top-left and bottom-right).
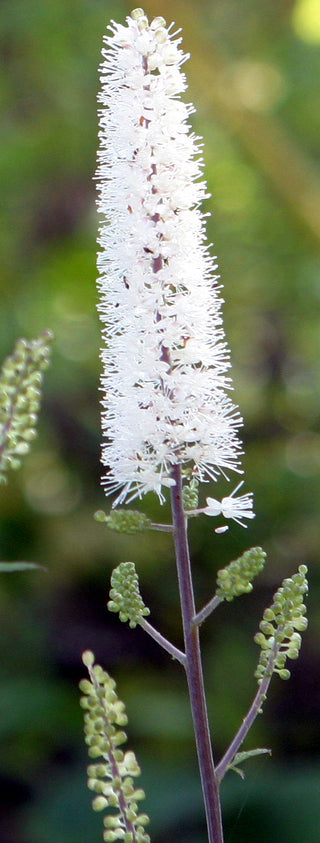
[
  {"x1": 216, "y1": 547, "x2": 266, "y2": 601},
  {"x1": 108, "y1": 563, "x2": 150, "y2": 628},
  {"x1": 0, "y1": 331, "x2": 53, "y2": 483},
  {"x1": 95, "y1": 509, "x2": 152, "y2": 534},
  {"x1": 182, "y1": 477, "x2": 199, "y2": 512},
  {"x1": 254, "y1": 565, "x2": 308, "y2": 683},
  {"x1": 80, "y1": 650, "x2": 150, "y2": 842}
]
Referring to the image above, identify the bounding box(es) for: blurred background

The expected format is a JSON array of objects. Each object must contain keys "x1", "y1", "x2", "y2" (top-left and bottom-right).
[{"x1": 1, "y1": 0, "x2": 320, "y2": 840}]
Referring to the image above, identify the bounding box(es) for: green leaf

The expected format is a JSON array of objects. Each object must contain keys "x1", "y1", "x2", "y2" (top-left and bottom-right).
[{"x1": 229, "y1": 748, "x2": 271, "y2": 779}]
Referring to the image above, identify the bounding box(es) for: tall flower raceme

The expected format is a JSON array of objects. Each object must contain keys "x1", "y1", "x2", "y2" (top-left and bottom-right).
[
  {"x1": 96, "y1": 8, "x2": 254, "y2": 527},
  {"x1": 89, "y1": 10, "x2": 308, "y2": 843}
]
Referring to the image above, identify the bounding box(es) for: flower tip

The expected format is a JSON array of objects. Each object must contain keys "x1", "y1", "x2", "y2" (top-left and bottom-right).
[
  {"x1": 82, "y1": 650, "x2": 95, "y2": 668},
  {"x1": 130, "y1": 8, "x2": 146, "y2": 20}
]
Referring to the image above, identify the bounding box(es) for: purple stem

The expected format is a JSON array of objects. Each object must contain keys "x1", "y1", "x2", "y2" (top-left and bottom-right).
[
  {"x1": 193, "y1": 594, "x2": 222, "y2": 627},
  {"x1": 139, "y1": 617, "x2": 186, "y2": 666},
  {"x1": 170, "y1": 464, "x2": 224, "y2": 843},
  {"x1": 216, "y1": 640, "x2": 278, "y2": 781}
]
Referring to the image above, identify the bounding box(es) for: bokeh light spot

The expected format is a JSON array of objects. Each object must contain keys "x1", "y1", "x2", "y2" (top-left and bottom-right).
[{"x1": 292, "y1": 0, "x2": 320, "y2": 43}]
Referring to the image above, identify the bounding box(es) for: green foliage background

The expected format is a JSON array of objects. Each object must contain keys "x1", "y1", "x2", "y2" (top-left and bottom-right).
[{"x1": 1, "y1": 0, "x2": 320, "y2": 840}]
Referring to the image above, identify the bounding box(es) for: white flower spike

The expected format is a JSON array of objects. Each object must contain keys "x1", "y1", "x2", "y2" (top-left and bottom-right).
[{"x1": 96, "y1": 9, "x2": 253, "y2": 511}]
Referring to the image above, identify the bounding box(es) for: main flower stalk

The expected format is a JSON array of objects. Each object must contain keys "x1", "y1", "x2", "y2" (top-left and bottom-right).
[{"x1": 170, "y1": 464, "x2": 224, "y2": 843}]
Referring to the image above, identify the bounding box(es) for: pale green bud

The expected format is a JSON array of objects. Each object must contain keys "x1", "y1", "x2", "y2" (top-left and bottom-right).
[
  {"x1": 103, "y1": 831, "x2": 118, "y2": 841},
  {"x1": 216, "y1": 547, "x2": 266, "y2": 602},
  {"x1": 278, "y1": 669, "x2": 291, "y2": 680},
  {"x1": 130, "y1": 9, "x2": 145, "y2": 21},
  {"x1": 82, "y1": 650, "x2": 95, "y2": 668},
  {"x1": 182, "y1": 477, "x2": 199, "y2": 511},
  {"x1": 255, "y1": 565, "x2": 308, "y2": 683},
  {"x1": 293, "y1": 615, "x2": 308, "y2": 631},
  {"x1": 79, "y1": 679, "x2": 93, "y2": 695},
  {"x1": 150, "y1": 16, "x2": 166, "y2": 29},
  {"x1": 94, "y1": 509, "x2": 152, "y2": 534},
  {"x1": 93, "y1": 796, "x2": 108, "y2": 811},
  {"x1": 108, "y1": 562, "x2": 150, "y2": 628}
]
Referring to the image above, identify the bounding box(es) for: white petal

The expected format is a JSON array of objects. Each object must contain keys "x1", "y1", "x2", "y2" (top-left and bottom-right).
[{"x1": 204, "y1": 497, "x2": 223, "y2": 517}]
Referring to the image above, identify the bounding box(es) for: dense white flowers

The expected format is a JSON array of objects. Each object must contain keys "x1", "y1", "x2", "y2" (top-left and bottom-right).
[{"x1": 96, "y1": 8, "x2": 253, "y2": 515}]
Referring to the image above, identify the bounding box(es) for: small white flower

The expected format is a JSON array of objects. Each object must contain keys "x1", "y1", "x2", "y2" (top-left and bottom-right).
[
  {"x1": 96, "y1": 9, "x2": 253, "y2": 509},
  {"x1": 204, "y1": 482, "x2": 255, "y2": 528}
]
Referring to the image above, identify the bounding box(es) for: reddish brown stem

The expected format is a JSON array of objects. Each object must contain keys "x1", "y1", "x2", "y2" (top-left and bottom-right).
[{"x1": 170, "y1": 464, "x2": 224, "y2": 843}]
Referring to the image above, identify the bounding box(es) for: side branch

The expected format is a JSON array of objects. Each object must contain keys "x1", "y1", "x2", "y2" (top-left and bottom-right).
[
  {"x1": 193, "y1": 594, "x2": 222, "y2": 626},
  {"x1": 139, "y1": 617, "x2": 186, "y2": 666},
  {"x1": 216, "y1": 645, "x2": 276, "y2": 781}
]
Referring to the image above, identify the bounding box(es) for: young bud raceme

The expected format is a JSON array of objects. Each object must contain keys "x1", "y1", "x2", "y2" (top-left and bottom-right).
[
  {"x1": 216, "y1": 547, "x2": 266, "y2": 602},
  {"x1": 108, "y1": 562, "x2": 150, "y2": 628},
  {"x1": 96, "y1": 9, "x2": 253, "y2": 514},
  {"x1": 80, "y1": 651, "x2": 150, "y2": 843},
  {"x1": 94, "y1": 509, "x2": 153, "y2": 534},
  {"x1": 0, "y1": 332, "x2": 53, "y2": 484},
  {"x1": 254, "y1": 565, "x2": 308, "y2": 683}
]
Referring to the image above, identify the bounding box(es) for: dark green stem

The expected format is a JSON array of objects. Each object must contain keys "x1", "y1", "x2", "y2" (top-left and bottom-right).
[{"x1": 170, "y1": 464, "x2": 224, "y2": 843}]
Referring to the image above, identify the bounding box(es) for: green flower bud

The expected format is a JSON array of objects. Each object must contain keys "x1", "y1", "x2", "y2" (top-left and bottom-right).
[
  {"x1": 255, "y1": 566, "x2": 308, "y2": 684},
  {"x1": 88, "y1": 745, "x2": 103, "y2": 759},
  {"x1": 93, "y1": 796, "x2": 109, "y2": 811},
  {"x1": 278, "y1": 669, "x2": 291, "y2": 680},
  {"x1": 79, "y1": 679, "x2": 93, "y2": 695},
  {"x1": 103, "y1": 831, "x2": 118, "y2": 842},
  {"x1": 108, "y1": 562, "x2": 150, "y2": 628},
  {"x1": 216, "y1": 547, "x2": 266, "y2": 602},
  {"x1": 104, "y1": 816, "x2": 122, "y2": 829},
  {"x1": 94, "y1": 509, "x2": 152, "y2": 534},
  {"x1": 82, "y1": 650, "x2": 95, "y2": 668},
  {"x1": 182, "y1": 477, "x2": 200, "y2": 511},
  {"x1": 293, "y1": 615, "x2": 308, "y2": 631}
]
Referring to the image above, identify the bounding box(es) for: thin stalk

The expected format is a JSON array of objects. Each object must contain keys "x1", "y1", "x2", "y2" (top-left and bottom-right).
[
  {"x1": 139, "y1": 617, "x2": 186, "y2": 666},
  {"x1": 150, "y1": 522, "x2": 175, "y2": 533},
  {"x1": 216, "y1": 640, "x2": 278, "y2": 781},
  {"x1": 170, "y1": 464, "x2": 224, "y2": 843},
  {"x1": 193, "y1": 594, "x2": 223, "y2": 627}
]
